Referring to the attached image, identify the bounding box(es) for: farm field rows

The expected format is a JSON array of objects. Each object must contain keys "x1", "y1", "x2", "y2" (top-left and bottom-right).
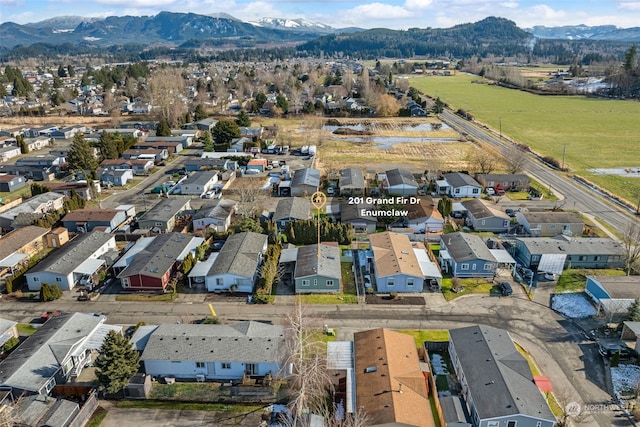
[{"x1": 409, "y1": 73, "x2": 640, "y2": 203}]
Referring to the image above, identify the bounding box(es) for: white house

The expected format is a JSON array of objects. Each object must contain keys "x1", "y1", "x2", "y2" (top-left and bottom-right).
[
  {"x1": 25, "y1": 232, "x2": 116, "y2": 291},
  {"x1": 179, "y1": 171, "x2": 218, "y2": 196},
  {"x1": 192, "y1": 199, "x2": 237, "y2": 232},
  {"x1": 382, "y1": 168, "x2": 419, "y2": 196},
  {"x1": 205, "y1": 232, "x2": 268, "y2": 293},
  {"x1": 443, "y1": 172, "x2": 482, "y2": 198},
  {"x1": 140, "y1": 321, "x2": 287, "y2": 381}
]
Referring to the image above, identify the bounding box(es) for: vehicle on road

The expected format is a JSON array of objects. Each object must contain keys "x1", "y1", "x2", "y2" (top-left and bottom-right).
[{"x1": 498, "y1": 281, "x2": 513, "y2": 296}]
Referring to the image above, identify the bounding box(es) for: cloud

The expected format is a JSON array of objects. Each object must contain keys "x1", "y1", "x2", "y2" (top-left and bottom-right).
[
  {"x1": 617, "y1": 1, "x2": 640, "y2": 11},
  {"x1": 499, "y1": 1, "x2": 518, "y2": 9},
  {"x1": 95, "y1": 0, "x2": 177, "y2": 6},
  {"x1": 404, "y1": 0, "x2": 433, "y2": 10},
  {"x1": 0, "y1": 0, "x2": 23, "y2": 6},
  {"x1": 348, "y1": 2, "x2": 412, "y2": 19}
]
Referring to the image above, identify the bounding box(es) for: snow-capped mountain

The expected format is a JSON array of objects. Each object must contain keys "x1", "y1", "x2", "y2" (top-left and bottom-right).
[
  {"x1": 526, "y1": 24, "x2": 640, "y2": 41},
  {"x1": 24, "y1": 15, "x2": 99, "y2": 30},
  {"x1": 250, "y1": 17, "x2": 335, "y2": 33}
]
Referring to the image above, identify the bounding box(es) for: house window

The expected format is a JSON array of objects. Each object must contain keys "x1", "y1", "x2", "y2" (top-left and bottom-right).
[
  {"x1": 472, "y1": 264, "x2": 477, "y2": 270},
  {"x1": 536, "y1": 423, "x2": 542, "y2": 427},
  {"x1": 484, "y1": 264, "x2": 492, "y2": 270},
  {"x1": 487, "y1": 423, "x2": 499, "y2": 427},
  {"x1": 507, "y1": 422, "x2": 516, "y2": 427},
  {"x1": 594, "y1": 256, "x2": 601, "y2": 261},
  {"x1": 154, "y1": 222, "x2": 163, "y2": 227},
  {"x1": 407, "y1": 279, "x2": 414, "y2": 286},
  {"x1": 313, "y1": 279, "x2": 318, "y2": 286},
  {"x1": 216, "y1": 278, "x2": 223, "y2": 286},
  {"x1": 196, "y1": 362, "x2": 205, "y2": 368},
  {"x1": 221, "y1": 363, "x2": 231, "y2": 369},
  {"x1": 472, "y1": 188, "x2": 479, "y2": 194},
  {"x1": 461, "y1": 264, "x2": 469, "y2": 270},
  {"x1": 56, "y1": 277, "x2": 62, "y2": 282},
  {"x1": 531, "y1": 255, "x2": 539, "y2": 262},
  {"x1": 33, "y1": 277, "x2": 39, "y2": 282},
  {"x1": 302, "y1": 280, "x2": 310, "y2": 287},
  {"x1": 481, "y1": 220, "x2": 486, "y2": 225},
  {"x1": 578, "y1": 256, "x2": 586, "y2": 261},
  {"x1": 454, "y1": 188, "x2": 460, "y2": 194},
  {"x1": 45, "y1": 378, "x2": 56, "y2": 394},
  {"x1": 326, "y1": 280, "x2": 334, "y2": 287},
  {"x1": 387, "y1": 278, "x2": 394, "y2": 287}
]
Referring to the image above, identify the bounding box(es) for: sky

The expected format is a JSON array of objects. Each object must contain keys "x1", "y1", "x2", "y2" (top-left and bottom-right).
[{"x1": 1, "y1": 0, "x2": 640, "y2": 30}]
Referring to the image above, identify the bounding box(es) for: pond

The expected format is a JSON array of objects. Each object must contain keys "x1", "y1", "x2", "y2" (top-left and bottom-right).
[
  {"x1": 325, "y1": 135, "x2": 460, "y2": 149},
  {"x1": 322, "y1": 122, "x2": 451, "y2": 132}
]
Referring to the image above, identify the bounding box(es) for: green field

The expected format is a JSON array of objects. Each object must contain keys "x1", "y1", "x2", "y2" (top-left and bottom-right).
[{"x1": 410, "y1": 73, "x2": 640, "y2": 203}]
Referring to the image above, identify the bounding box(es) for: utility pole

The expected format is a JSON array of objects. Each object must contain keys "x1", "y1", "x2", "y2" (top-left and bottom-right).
[
  {"x1": 499, "y1": 117, "x2": 502, "y2": 139},
  {"x1": 561, "y1": 143, "x2": 568, "y2": 171}
]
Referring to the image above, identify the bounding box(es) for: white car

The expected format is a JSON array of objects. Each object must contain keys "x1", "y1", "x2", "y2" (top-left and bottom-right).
[{"x1": 485, "y1": 187, "x2": 495, "y2": 196}]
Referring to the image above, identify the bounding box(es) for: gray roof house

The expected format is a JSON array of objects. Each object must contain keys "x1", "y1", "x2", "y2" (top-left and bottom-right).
[
  {"x1": 449, "y1": 325, "x2": 555, "y2": 427},
  {"x1": 513, "y1": 235, "x2": 625, "y2": 271},
  {"x1": 340, "y1": 200, "x2": 377, "y2": 233},
  {"x1": 383, "y1": 168, "x2": 419, "y2": 196},
  {"x1": 294, "y1": 244, "x2": 342, "y2": 293},
  {"x1": 461, "y1": 199, "x2": 511, "y2": 232},
  {"x1": 137, "y1": 198, "x2": 191, "y2": 232},
  {"x1": 338, "y1": 168, "x2": 366, "y2": 196},
  {"x1": 273, "y1": 197, "x2": 312, "y2": 231},
  {"x1": 515, "y1": 211, "x2": 584, "y2": 237},
  {"x1": 475, "y1": 173, "x2": 530, "y2": 192},
  {"x1": 291, "y1": 168, "x2": 321, "y2": 197},
  {"x1": 439, "y1": 232, "x2": 497, "y2": 278},
  {"x1": 0, "y1": 318, "x2": 18, "y2": 348},
  {"x1": 585, "y1": 276, "x2": 640, "y2": 316},
  {"x1": 0, "y1": 192, "x2": 66, "y2": 230},
  {"x1": 0, "y1": 313, "x2": 121, "y2": 397},
  {"x1": 206, "y1": 231, "x2": 268, "y2": 293},
  {"x1": 192, "y1": 199, "x2": 237, "y2": 233},
  {"x1": 25, "y1": 231, "x2": 117, "y2": 291},
  {"x1": 179, "y1": 171, "x2": 218, "y2": 196},
  {"x1": 443, "y1": 173, "x2": 482, "y2": 198},
  {"x1": 140, "y1": 321, "x2": 287, "y2": 381}
]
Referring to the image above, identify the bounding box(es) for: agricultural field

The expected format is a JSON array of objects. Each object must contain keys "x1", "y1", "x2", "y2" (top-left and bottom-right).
[{"x1": 409, "y1": 73, "x2": 640, "y2": 203}]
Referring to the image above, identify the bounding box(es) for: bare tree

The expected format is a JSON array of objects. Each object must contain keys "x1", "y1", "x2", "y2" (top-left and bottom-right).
[
  {"x1": 233, "y1": 177, "x2": 268, "y2": 218},
  {"x1": 623, "y1": 221, "x2": 640, "y2": 275},
  {"x1": 503, "y1": 146, "x2": 527, "y2": 174},
  {"x1": 147, "y1": 67, "x2": 187, "y2": 127},
  {"x1": 283, "y1": 302, "x2": 333, "y2": 427},
  {"x1": 467, "y1": 147, "x2": 498, "y2": 174},
  {"x1": 553, "y1": 389, "x2": 588, "y2": 427}
]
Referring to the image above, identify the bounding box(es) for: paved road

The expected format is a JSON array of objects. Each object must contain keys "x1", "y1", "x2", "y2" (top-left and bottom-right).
[
  {"x1": 441, "y1": 110, "x2": 636, "y2": 234},
  {"x1": 0, "y1": 293, "x2": 628, "y2": 426}
]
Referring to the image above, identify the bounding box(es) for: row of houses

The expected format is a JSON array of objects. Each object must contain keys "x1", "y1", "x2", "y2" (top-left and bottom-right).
[{"x1": 0, "y1": 312, "x2": 554, "y2": 427}]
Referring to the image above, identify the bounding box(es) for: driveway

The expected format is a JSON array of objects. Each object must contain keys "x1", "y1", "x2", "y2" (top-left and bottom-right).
[{"x1": 100, "y1": 406, "x2": 265, "y2": 427}]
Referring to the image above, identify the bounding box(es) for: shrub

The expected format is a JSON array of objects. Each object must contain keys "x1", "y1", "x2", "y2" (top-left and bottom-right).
[
  {"x1": 390, "y1": 292, "x2": 399, "y2": 300},
  {"x1": 541, "y1": 156, "x2": 560, "y2": 169},
  {"x1": 2, "y1": 336, "x2": 19, "y2": 353},
  {"x1": 451, "y1": 277, "x2": 463, "y2": 292}
]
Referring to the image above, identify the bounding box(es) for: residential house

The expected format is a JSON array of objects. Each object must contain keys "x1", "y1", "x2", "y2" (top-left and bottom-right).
[
  {"x1": 41, "y1": 181, "x2": 99, "y2": 202},
  {"x1": 585, "y1": 275, "x2": 640, "y2": 316},
  {"x1": 50, "y1": 126, "x2": 86, "y2": 139},
  {"x1": 100, "y1": 128, "x2": 144, "y2": 139},
  {"x1": 0, "y1": 318, "x2": 18, "y2": 348},
  {"x1": 247, "y1": 158, "x2": 268, "y2": 172},
  {"x1": 98, "y1": 168, "x2": 133, "y2": 187},
  {"x1": 0, "y1": 313, "x2": 121, "y2": 397},
  {"x1": 0, "y1": 192, "x2": 66, "y2": 230},
  {"x1": 369, "y1": 231, "x2": 427, "y2": 293},
  {"x1": 205, "y1": 231, "x2": 268, "y2": 293},
  {"x1": 0, "y1": 145, "x2": 21, "y2": 162},
  {"x1": 179, "y1": 171, "x2": 218, "y2": 196},
  {"x1": 383, "y1": 168, "x2": 419, "y2": 196},
  {"x1": 61, "y1": 208, "x2": 127, "y2": 233},
  {"x1": 116, "y1": 233, "x2": 204, "y2": 291},
  {"x1": 25, "y1": 231, "x2": 116, "y2": 291},
  {"x1": 137, "y1": 198, "x2": 191, "y2": 232},
  {"x1": 273, "y1": 197, "x2": 312, "y2": 231},
  {"x1": 443, "y1": 173, "x2": 482, "y2": 198},
  {"x1": 0, "y1": 174, "x2": 26, "y2": 192},
  {"x1": 192, "y1": 199, "x2": 237, "y2": 232},
  {"x1": 13, "y1": 394, "x2": 81, "y2": 427},
  {"x1": 15, "y1": 155, "x2": 64, "y2": 168},
  {"x1": 100, "y1": 158, "x2": 154, "y2": 175},
  {"x1": 338, "y1": 168, "x2": 366, "y2": 196},
  {"x1": 515, "y1": 211, "x2": 584, "y2": 237},
  {"x1": 290, "y1": 168, "x2": 321, "y2": 197},
  {"x1": 475, "y1": 173, "x2": 530, "y2": 192},
  {"x1": 50, "y1": 147, "x2": 99, "y2": 159},
  {"x1": 140, "y1": 321, "x2": 286, "y2": 381},
  {"x1": 449, "y1": 325, "x2": 555, "y2": 427},
  {"x1": 439, "y1": 232, "x2": 497, "y2": 278},
  {"x1": 294, "y1": 244, "x2": 341, "y2": 293},
  {"x1": 185, "y1": 157, "x2": 238, "y2": 172},
  {"x1": 462, "y1": 199, "x2": 511, "y2": 233},
  {"x1": 23, "y1": 137, "x2": 51, "y2": 152},
  {"x1": 25, "y1": 125, "x2": 57, "y2": 138},
  {"x1": 46, "y1": 227, "x2": 70, "y2": 249},
  {"x1": 0, "y1": 226, "x2": 50, "y2": 273},
  {"x1": 406, "y1": 197, "x2": 444, "y2": 233},
  {"x1": 145, "y1": 135, "x2": 192, "y2": 148},
  {"x1": 121, "y1": 148, "x2": 168, "y2": 163},
  {"x1": 513, "y1": 236, "x2": 625, "y2": 272},
  {"x1": 354, "y1": 328, "x2": 435, "y2": 427},
  {"x1": 340, "y1": 200, "x2": 377, "y2": 233},
  {"x1": 0, "y1": 164, "x2": 56, "y2": 181},
  {"x1": 185, "y1": 118, "x2": 217, "y2": 132},
  {"x1": 240, "y1": 126, "x2": 264, "y2": 140}
]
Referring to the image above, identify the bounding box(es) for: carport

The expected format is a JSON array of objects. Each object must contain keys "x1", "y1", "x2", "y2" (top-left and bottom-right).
[
  {"x1": 187, "y1": 253, "x2": 218, "y2": 288},
  {"x1": 0, "y1": 253, "x2": 28, "y2": 275},
  {"x1": 537, "y1": 254, "x2": 566, "y2": 275}
]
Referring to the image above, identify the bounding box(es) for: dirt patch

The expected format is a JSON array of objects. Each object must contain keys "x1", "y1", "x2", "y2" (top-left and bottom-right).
[{"x1": 365, "y1": 295, "x2": 426, "y2": 305}]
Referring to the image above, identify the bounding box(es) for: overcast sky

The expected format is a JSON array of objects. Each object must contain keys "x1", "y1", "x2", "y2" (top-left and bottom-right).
[{"x1": 1, "y1": 0, "x2": 639, "y2": 30}]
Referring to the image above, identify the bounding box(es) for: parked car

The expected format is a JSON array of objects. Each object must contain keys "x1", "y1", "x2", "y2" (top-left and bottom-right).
[
  {"x1": 505, "y1": 208, "x2": 516, "y2": 217},
  {"x1": 498, "y1": 281, "x2": 513, "y2": 296},
  {"x1": 485, "y1": 187, "x2": 496, "y2": 196}
]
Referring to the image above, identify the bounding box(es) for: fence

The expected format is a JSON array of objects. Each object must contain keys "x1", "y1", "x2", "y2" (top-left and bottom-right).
[{"x1": 69, "y1": 390, "x2": 98, "y2": 427}]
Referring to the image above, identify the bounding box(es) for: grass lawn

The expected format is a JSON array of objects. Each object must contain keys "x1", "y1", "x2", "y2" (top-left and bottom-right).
[
  {"x1": 341, "y1": 262, "x2": 356, "y2": 295},
  {"x1": 0, "y1": 186, "x2": 31, "y2": 205},
  {"x1": 116, "y1": 399, "x2": 262, "y2": 412},
  {"x1": 441, "y1": 277, "x2": 499, "y2": 301},
  {"x1": 86, "y1": 406, "x2": 108, "y2": 427},
  {"x1": 16, "y1": 323, "x2": 38, "y2": 335},
  {"x1": 429, "y1": 393, "x2": 443, "y2": 427},
  {"x1": 115, "y1": 293, "x2": 177, "y2": 302},
  {"x1": 410, "y1": 73, "x2": 640, "y2": 203},
  {"x1": 555, "y1": 269, "x2": 626, "y2": 293},
  {"x1": 398, "y1": 329, "x2": 450, "y2": 347},
  {"x1": 296, "y1": 294, "x2": 358, "y2": 304},
  {"x1": 435, "y1": 375, "x2": 449, "y2": 391}
]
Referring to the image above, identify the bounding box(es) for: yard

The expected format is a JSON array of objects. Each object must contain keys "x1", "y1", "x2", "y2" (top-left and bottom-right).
[
  {"x1": 440, "y1": 277, "x2": 500, "y2": 301},
  {"x1": 410, "y1": 73, "x2": 640, "y2": 204},
  {"x1": 555, "y1": 269, "x2": 626, "y2": 293},
  {"x1": 398, "y1": 329, "x2": 450, "y2": 347}
]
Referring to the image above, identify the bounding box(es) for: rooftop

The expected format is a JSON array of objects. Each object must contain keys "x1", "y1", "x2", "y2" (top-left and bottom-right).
[
  {"x1": 589, "y1": 275, "x2": 640, "y2": 300},
  {"x1": 517, "y1": 236, "x2": 625, "y2": 256},
  {"x1": 207, "y1": 232, "x2": 267, "y2": 277},
  {"x1": 369, "y1": 232, "x2": 423, "y2": 278},
  {"x1": 385, "y1": 168, "x2": 418, "y2": 187},
  {"x1": 444, "y1": 172, "x2": 481, "y2": 188},
  {"x1": 0, "y1": 226, "x2": 49, "y2": 261},
  {"x1": 442, "y1": 232, "x2": 496, "y2": 262},
  {"x1": 62, "y1": 208, "x2": 121, "y2": 223},
  {"x1": 273, "y1": 197, "x2": 312, "y2": 222},
  {"x1": 294, "y1": 244, "x2": 341, "y2": 280}
]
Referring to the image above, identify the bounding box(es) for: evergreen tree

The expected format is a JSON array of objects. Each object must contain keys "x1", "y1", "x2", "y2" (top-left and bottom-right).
[
  {"x1": 628, "y1": 298, "x2": 640, "y2": 322},
  {"x1": 193, "y1": 104, "x2": 207, "y2": 121},
  {"x1": 255, "y1": 92, "x2": 267, "y2": 109},
  {"x1": 202, "y1": 131, "x2": 214, "y2": 152},
  {"x1": 16, "y1": 135, "x2": 28, "y2": 154},
  {"x1": 236, "y1": 110, "x2": 251, "y2": 127},
  {"x1": 276, "y1": 94, "x2": 289, "y2": 113},
  {"x1": 98, "y1": 132, "x2": 120, "y2": 160},
  {"x1": 95, "y1": 330, "x2": 140, "y2": 394},
  {"x1": 57, "y1": 65, "x2": 66, "y2": 78},
  {"x1": 67, "y1": 64, "x2": 75, "y2": 77},
  {"x1": 437, "y1": 196, "x2": 453, "y2": 218},
  {"x1": 432, "y1": 97, "x2": 445, "y2": 114},
  {"x1": 155, "y1": 119, "x2": 171, "y2": 136},
  {"x1": 53, "y1": 76, "x2": 63, "y2": 88},
  {"x1": 30, "y1": 182, "x2": 50, "y2": 195},
  {"x1": 68, "y1": 132, "x2": 99, "y2": 172},
  {"x1": 212, "y1": 119, "x2": 241, "y2": 147}
]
